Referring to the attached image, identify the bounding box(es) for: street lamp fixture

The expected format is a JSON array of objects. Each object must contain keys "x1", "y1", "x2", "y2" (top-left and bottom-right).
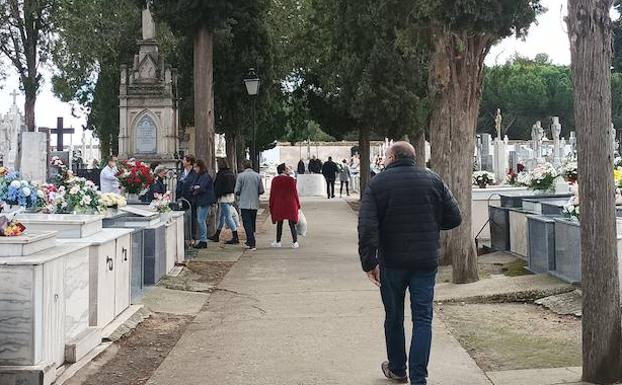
[
  {"x1": 244, "y1": 68, "x2": 260, "y2": 96},
  {"x1": 244, "y1": 68, "x2": 260, "y2": 171}
]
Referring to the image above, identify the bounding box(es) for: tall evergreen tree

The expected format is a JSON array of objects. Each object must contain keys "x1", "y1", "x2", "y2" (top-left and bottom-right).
[{"x1": 417, "y1": 0, "x2": 543, "y2": 283}]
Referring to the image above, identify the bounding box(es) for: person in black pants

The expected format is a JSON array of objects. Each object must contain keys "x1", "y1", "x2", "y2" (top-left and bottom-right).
[
  {"x1": 358, "y1": 141, "x2": 462, "y2": 385},
  {"x1": 339, "y1": 159, "x2": 351, "y2": 197},
  {"x1": 321, "y1": 156, "x2": 339, "y2": 199},
  {"x1": 175, "y1": 154, "x2": 197, "y2": 240}
]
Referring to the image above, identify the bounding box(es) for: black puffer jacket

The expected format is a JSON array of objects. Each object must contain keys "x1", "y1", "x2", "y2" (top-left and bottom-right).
[
  {"x1": 214, "y1": 168, "x2": 236, "y2": 199},
  {"x1": 358, "y1": 158, "x2": 462, "y2": 272}
]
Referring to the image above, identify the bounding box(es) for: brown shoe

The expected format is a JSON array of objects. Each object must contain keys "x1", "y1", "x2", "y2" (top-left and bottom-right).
[{"x1": 381, "y1": 361, "x2": 408, "y2": 383}]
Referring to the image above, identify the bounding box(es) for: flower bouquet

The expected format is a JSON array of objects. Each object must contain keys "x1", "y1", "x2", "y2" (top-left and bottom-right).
[
  {"x1": 562, "y1": 184, "x2": 580, "y2": 220},
  {"x1": 50, "y1": 156, "x2": 73, "y2": 185},
  {"x1": 150, "y1": 192, "x2": 172, "y2": 213},
  {"x1": 100, "y1": 192, "x2": 127, "y2": 217},
  {"x1": 517, "y1": 161, "x2": 559, "y2": 193},
  {"x1": 60, "y1": 177, "x2": 103, "y2": 214},
  {"x1": 561, "y1": 160, "x2": 578, "y2": 184},
  {"x1": 0, "y1": 171, "x2": 39, "y2": 209},
  {"x1": 0, "y1": 214, "x2": 26, "y2": 236},
  {"x1": 472, "y1": 171, "x2": 495, "y2": 188},
  {"x1": 116, "y1": 160, "x2": 154, "y2": 196},
  {"x1": 36, "y1": 183, "x2": 65, "y2": 213},
  {"x1": 100, "y1": 193, "x2": 127, "y2": 209}
]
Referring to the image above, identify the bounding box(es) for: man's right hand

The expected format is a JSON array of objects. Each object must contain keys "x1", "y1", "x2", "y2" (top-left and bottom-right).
[{"x1": 367, "y1": 266, "x2": 381, "y2": 288}]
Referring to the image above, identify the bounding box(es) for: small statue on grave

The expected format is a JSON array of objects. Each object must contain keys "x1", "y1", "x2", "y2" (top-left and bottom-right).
[
  {"x1": 494, "y1": 108, "x2": 502, "y2": 140},
  {"x1": 531, "y1": 121, "x2": 544, "y2": 157}
]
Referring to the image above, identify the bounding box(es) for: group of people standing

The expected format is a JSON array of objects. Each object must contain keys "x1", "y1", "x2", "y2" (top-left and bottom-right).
[
  {"x1": 297, "y1": 156, "x2": 352, "y2": 199},
  {"x1": 176, "y1": 155, "x2": 258, "y2": 249},
  {"x1": 176, "y1": 155, "x2": 302, "y2": 250}
]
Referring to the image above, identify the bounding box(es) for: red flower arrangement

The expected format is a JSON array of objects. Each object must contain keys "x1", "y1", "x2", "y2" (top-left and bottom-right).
[{"x1": 116, "y1": 160, "x2": 154, "y2": 195}]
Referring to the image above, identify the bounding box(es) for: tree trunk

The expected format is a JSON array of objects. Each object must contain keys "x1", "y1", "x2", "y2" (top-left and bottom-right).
[
  {"x1": 414, "y1": 130, "x2": 426, "y2": 169},
  {"x1": 226, "y1": 132, "x2": 238, "y2": 173},
  {"x1": 429, "y1": 40, "x2": 454, "y2": 267},
  {"x1": 24, "y1": 89, "x2": 36, "y2": 132},
  {"x1": 568, "y1": 1, "x2": 622, "y2": 382},
  {"x1": 430, "y1": 31, "x2": 493, "y2": 284},
  {"x1": 359, "y1": 126, "x2": 371, "y2": 198},
  {"x1": 194, "y1": 25, "x2": 216, "y2": 175},
  {"x1": 236, "y1": 132, "x2": 247, "y2": 172}
]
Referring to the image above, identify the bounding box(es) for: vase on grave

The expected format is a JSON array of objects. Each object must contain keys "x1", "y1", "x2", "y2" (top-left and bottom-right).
[
  {"x1": 106, "y1": 207, "x2": 119, "y2": 218},
  {"x1": 160, "y1": 211, "x2": 172, "y2": 224},
  {"x1": 126, "y1": 193, "x2": 140, "y2": 203}
]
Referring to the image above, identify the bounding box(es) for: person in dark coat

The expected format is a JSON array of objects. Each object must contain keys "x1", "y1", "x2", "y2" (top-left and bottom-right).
[
  {"x1": 212, "y1": 158, "x2": 239, "y2": 244},
  {"x1": 191, "y1": 159, "x2": 216, "y2": 249},
  {"x1": 175, "y1": 154, "x2": 197, "y2": 238},
  {"x1": 143, "y1": 165, "x2": 167, "y2": 203},
  {"x1": 321, "y1": 156, "x2": 339, "y2": 199},
  {"x1": 358, "y1": 141, "x2": 462, "y2": 385},
  {"x1": 297, "y1": 159, "x2": 306, "y2": 175},
  {"x1": 176, "y1": 154, "x2": 196, "y2": 202},
  {"x1": 269, "y1": 163, "x2": 301, "y2": 248},
  {"x1": 308, "y1": 155, "x2": 322, "y2": 174}
]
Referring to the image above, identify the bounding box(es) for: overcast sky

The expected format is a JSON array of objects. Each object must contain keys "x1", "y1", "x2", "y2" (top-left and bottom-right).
[{"x1": 0, "y1": 0, "x2": 589, "y2": 146}]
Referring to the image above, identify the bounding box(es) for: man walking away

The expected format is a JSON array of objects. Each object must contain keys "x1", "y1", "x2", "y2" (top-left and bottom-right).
[
  {"x1": 235, "y1": 160, "x2": 265, "y2": 251},
  {"x1": 358, "y1": 141, "x2": 462, "y2": 385},
  {"x1": 339, "y1": 159, "x2": 351, "y2": 197},
  {"x1": 321, "y1": 156, "x2": 339, "y2": 199}
]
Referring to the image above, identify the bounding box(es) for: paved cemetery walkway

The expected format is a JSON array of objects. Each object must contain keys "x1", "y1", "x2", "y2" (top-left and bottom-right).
[{"x1": 146, "y1": 199, "x2": 490, "y2": 385}]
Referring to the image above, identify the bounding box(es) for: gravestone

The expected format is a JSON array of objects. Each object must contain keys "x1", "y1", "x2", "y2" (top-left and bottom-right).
[
  {"x1": 480, "y1": 133, "x2": 493, "y2": 171},
  {"x1": 19, "y1": 131, "x2": 47, "y2": 183},
  {"x1": 509, "y1": 151, "x2": 519, "y2": 173},
  {"x1": 135, "y1": 114, "x2": 157, "y2": 154}
]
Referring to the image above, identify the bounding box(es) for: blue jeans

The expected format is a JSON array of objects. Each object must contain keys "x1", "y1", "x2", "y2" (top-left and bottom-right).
[
  {"x1": 380, "y1": 267, "x2": 436, "y2": 385},
  {"x1": 217, "y1": 203, "x2": 238, "y2": 231},
  {"x1": 197, "y1": 205, "x2": 211, "y2": 242},
  {"x1": 241, "y1": 209, "x2": 257, "y2": 248}
]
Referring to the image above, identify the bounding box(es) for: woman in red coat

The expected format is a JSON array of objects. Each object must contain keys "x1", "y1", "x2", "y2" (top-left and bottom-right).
[{"x1": 269, "y1": 163, "x2": 301, "y2": 248}]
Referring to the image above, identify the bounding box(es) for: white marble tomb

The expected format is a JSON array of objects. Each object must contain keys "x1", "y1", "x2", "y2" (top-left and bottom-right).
[{"x1": 16, "y1": 213, "x2": 104, "y2": 238}]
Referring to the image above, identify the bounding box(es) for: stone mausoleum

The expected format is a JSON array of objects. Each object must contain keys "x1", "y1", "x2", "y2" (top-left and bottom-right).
[{"x1": 118, "y1": 4, "x2": 178, "y2": 165}]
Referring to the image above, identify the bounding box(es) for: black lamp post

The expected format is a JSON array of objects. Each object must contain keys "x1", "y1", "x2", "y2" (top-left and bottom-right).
[{"x1": 244, "y1": 68, "x2": 260, "y2": 171}]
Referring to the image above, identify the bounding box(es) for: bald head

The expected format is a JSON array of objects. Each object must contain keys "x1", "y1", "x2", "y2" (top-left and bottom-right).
[{"x1": 386, "y1": 141, "x2": 416, "y2": 165}]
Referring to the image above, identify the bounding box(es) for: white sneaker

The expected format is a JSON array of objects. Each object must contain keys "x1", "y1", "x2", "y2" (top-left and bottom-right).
[
  {"x1": 292, "y1": 242, "x2": 300, "y2": 249},
  {"x1": 271, "y1": 241, "x2": 282, "y2": 248}
]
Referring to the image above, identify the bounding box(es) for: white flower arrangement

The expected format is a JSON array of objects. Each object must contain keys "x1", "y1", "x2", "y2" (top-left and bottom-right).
[
  {"x1": 100, "y1": 193, "x2": 127, "y2": 208},
  {"x1": 472, "y1": 171, "x2": 495, "y2": 187},
  {"x1": 517, "y1": 161, "x2": 559, "y2": 193},
  {"x1": 563, "y1": 184, "x2": 580, "y2": 220},
  {"x1": 561, "y1": 160, "x2": 578, "y2": 183}
]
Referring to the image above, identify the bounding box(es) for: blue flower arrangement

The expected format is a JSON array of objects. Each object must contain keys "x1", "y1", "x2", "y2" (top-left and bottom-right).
[{"x1": 0, "y1": 171, "x2": 38, "y2": 209}]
